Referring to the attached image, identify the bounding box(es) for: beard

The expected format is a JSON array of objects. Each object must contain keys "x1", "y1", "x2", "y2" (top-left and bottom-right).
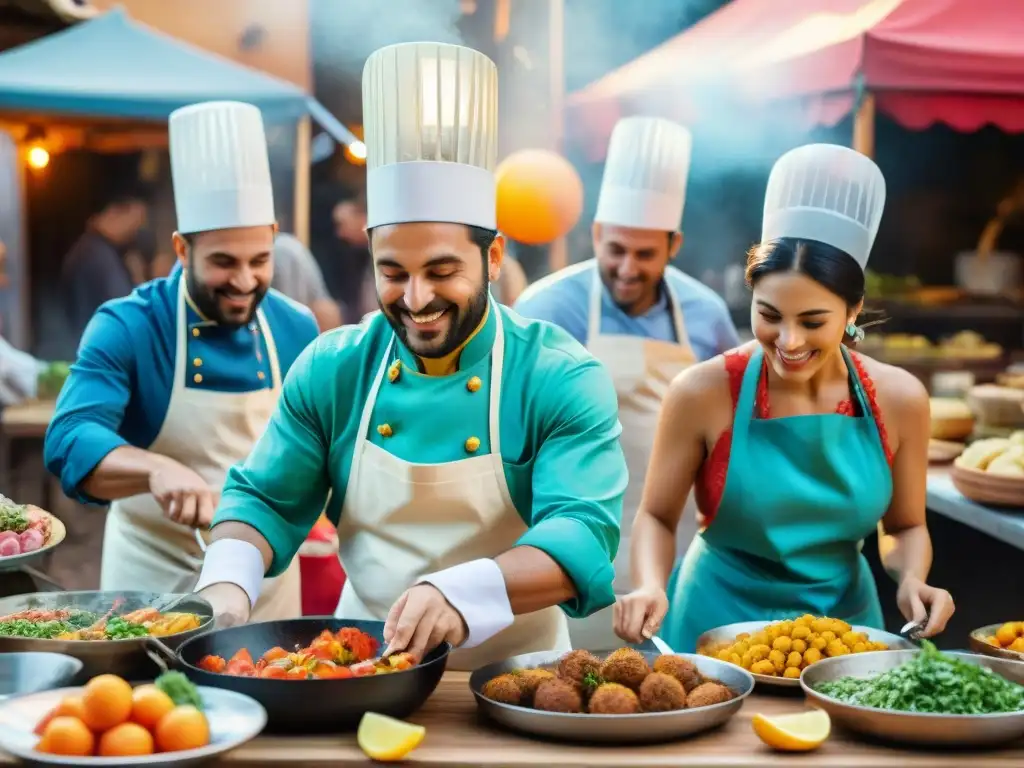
[
  {"x1": 186, "y1": 259, "x2": 266, "y2": 328},
  {"x1": 380, "y1": 282, "x2": 490, "y2": 359}
]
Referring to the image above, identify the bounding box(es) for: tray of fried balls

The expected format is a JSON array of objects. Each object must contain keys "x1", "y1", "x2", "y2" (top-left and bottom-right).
[{"x1": 469, "y1": 647, "x2": 754, "y2": 744}]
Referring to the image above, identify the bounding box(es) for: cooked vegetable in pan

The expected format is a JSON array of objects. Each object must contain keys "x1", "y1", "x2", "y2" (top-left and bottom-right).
[{"x1": 0, "y1": 600, "x2": 204, "y2": 641}]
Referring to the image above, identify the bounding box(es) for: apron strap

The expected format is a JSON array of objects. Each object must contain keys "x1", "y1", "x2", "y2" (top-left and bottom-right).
[
  {"x1": 255, "y1": 307, "x2": 284, "y2": 392},
  {"x1": 731, "y1": 346, "x2": 763, "y2": 458},
  {"x1": 349, "y1": 335, "x2": 395, "y2": 486},
  {"x1": 840, "y1": 346, "x2": 888, "y2": 456},
  {"x1": 662, "y1": 276, "x2": 692, "y2": 349},
  {"x1": 586, "y1": 264, "x2": 602, "y2": 346}
]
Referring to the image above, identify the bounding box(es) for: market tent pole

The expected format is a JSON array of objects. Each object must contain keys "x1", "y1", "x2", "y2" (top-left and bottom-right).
[
  {"x1": 853, "y1": 91, "x2": 876, "y2": 159},
  {"x1": 548, "y1": 0, "x2": 567, "y2": 273},
  {"x1": 293, "y1": 115, "x2": 311, "y2": 246}
]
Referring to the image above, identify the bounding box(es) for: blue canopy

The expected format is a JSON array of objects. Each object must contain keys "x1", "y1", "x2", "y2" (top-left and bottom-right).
[{"x1": 0, "y1": 6, "x2": 355, "y2": 142}]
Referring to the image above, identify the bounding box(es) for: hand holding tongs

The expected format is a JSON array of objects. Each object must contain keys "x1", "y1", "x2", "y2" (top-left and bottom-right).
[{"x1": 900, "y1": 618, "x2": 926, "y2": 643}]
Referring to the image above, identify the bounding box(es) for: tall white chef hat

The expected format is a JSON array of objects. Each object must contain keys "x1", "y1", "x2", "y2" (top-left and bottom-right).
[
  {"x1": 169, "y1": 101, "x2": 275, "y2": 235},
  {"x1": 761, "y1": 144, "x2": 886, "y2": 270},
  {"x1": 594, "y1": 117, "x2": 693, "y2": 232},
  {"x1": 362, "y1": 42, "x2": 498, "y2": 231}
]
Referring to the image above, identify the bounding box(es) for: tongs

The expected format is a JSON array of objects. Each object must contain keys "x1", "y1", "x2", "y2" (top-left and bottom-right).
[{"x1": 900, "y1": 619, "x2": 926, "y2": 643}]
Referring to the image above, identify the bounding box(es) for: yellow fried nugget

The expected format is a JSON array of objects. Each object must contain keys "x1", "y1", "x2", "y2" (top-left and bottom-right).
[
  {"x1": 786, "y1": 651, "x2": 802, "y2": 669},
  {"x1": 819, "y1": 631, "x2": 837, "y2": 644},
  {"x1": 748, "y1": 644, "x2": 772, "y2": 663},
  {"x1": 768, "y1": 649, "x2": 787, "y2": 673},
  {"x1": 826, "y1": 640, "x2": 849, "y2": 657},
  {"x1": 852, "y1": 642, "x2": 868, "y2": 654},
  {"x1": 751, "y1": 659, "x2": 776, "y2": 676},
  {"x1": 803, "y1": 648, "x2": 823, "y2": 665},
  {"x1": 783, "y1": 666, "x2": 801, "y2": 679},
  {"x1": 772, "y1": 636, "x2": 792, "y2": 654},
  {"x1": 790, "y1": 625, "x2": 811, "y2": 641},
  {"x1": 791, "y1": 639, "x2": 807, "y2": 654}
]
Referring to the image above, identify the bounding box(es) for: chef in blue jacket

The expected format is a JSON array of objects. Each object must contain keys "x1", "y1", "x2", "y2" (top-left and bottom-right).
[
  {"x1": 191, "y1": 42, "x2": 628, "y2": 669},
  {"x1": 515, "y1": 117, "x2": 740, "y2": 650},
  {"x1": 44, "y1": 102, "x2": 318, "y2": 619}
]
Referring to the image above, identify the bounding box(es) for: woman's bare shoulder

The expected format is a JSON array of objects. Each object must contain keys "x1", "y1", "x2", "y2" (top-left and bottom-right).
[{"x1": 668, "y1": 341, "x2": 759, "y2": 405}]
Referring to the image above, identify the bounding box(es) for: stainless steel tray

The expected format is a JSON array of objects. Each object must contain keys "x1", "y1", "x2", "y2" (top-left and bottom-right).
[
  {"x1": 801, "y1": 650, "x2": 1024, "y2": 746},
  {"x1": 696, "y1": 621, "x2": 915, "y2": 688},
  {"x1": 469, "y1": 650, "x2": 754, "y2": 744}
]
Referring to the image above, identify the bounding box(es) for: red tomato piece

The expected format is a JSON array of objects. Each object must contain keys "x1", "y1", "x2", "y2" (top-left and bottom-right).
[
  {"x1": 260, "y1": 665, "x2": 289, "y2": 679},
  {"x1": 198, "y1": 655, "x2": 227, "y2": 673}
]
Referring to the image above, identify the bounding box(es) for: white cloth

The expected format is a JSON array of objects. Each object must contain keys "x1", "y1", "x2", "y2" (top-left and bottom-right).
[
  {"x1": 334, "y1": 307, "x2": 570, "y2": 670},
  {"x1": 0, "y1": 337, "x2": 43, "y2": 406},
  {"x1": 761, "y1": 143, "x2": 886, "y2": 270},
  {"x1": 566, "y1": 270, "x2": 699, "y2": 652},
  {"x1": 169, "y1": 101, "x2": 275, "y2": 234},
  {"x1": 102, "y1": 281, "x2": 301, "y2": 619}
]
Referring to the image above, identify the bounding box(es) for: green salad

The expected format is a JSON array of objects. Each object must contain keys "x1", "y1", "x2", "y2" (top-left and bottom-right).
[{"x1": 814, "y1": 641, "x2": 1024, "y2": 715}]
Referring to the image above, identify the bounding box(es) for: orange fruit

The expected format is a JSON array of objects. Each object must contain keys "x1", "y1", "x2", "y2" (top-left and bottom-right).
[
  {"x1": 33, "y1": 695, "x2": 87, "y2": 736},
  {"x1": 98, "y1": 722, "x2": 155, "y2": 757},
  {"x1": 154, "y1": 706, "x2": 210, "y2": 753},
  {"x1": 130, "y1": 685, "x2": 175, "y2": 730},
  {"x1": 36, "y1": 716, "x2": 95, "y2": 756},
  {"x1": 81, "y1": 674, "x2": 133, "y2": 732}
]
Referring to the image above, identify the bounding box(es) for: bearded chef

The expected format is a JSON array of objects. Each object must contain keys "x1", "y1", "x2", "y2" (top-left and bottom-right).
[
  {"x1": 190, "y1": 42, "x2": 628, "y2": 669},
  {"x1": 44, "y1": 102, "x2": 318, "y2": 617},
  {"x1": 514, "y1": 117, "x2": 739, "y2": 650}
]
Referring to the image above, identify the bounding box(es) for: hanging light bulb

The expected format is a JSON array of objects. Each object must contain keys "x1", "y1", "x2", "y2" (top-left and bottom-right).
[{"x1": 27, "y1": 145, "x2": 49, "y2": 170}]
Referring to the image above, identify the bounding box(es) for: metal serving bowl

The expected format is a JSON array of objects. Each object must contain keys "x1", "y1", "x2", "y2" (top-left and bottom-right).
[
  {"x1": 969, "y1": 623, "x2": 1024, "y2": 663},
  {"x1": 0, "y1": 591, "x2": 213, "y2": 681},
  {"x1": 469, "y1": 650, "x2": 754, "y2": 744},
  {"x1": 0, "y1": 652, "x2": 83, "y2": 699},
  {"x1": 696, "y1": 621, "x2": 915, "y2": 688},
  {"x1": 801, "y1": 650, "x2": 1024, "y2": 746}
]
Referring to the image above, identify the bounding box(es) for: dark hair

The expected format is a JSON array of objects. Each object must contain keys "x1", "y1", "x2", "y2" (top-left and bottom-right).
[
  {"x1": 367, "y1": 224, "x2": 497, "y2": 265},
  {"x1": 745, "y1": 237, "x2": 883, "y2": 344},
  {"x1": 100, "y1": 184, "x2": 152, "y2": 212}
]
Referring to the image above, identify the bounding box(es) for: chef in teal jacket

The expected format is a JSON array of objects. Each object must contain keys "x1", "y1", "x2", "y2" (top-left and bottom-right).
[
  {"x1": 44, "y1": 102, "x2": 319, "y2": 619},
  {"x1": 193, "y1": 42, "x2": 628, "y2": 670}
]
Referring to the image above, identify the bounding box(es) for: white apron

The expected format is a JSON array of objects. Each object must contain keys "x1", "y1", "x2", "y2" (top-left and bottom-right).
[
  {"x1": 334, "y1": 308, "x2": 570, "y2": 670},
  {"x1": 101, "y1": 282, "x2": 301, "y2": 621},
  {"x1": 568, "y1": 267, "x2": 699, "y2": 651}
]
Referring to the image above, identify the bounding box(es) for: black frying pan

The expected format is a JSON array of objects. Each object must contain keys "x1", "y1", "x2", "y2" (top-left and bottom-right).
[{"x1": 146, "y1": 618, "x2": 449, "y2": 734}]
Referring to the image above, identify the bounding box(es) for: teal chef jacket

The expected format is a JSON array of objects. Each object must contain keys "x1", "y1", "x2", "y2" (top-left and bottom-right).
[
  {"x1": 44, "y1": 265, "x2": 320, "y2": 502},
  {"x1": 214, "y1": 304, "x2": 629, "y2": 618}
]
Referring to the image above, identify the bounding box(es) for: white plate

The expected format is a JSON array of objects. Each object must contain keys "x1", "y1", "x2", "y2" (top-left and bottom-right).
[{"x1": 0, "y1": 686, "x2": 266, "y2": 767}]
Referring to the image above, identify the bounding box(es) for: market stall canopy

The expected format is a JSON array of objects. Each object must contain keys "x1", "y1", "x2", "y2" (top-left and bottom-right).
[
  {"x1": 568, "y1": 0, "x2": 1024, "y2": 158},
  {"x1": 0, "y1": 6, "x2": 356, "y2": 142}
]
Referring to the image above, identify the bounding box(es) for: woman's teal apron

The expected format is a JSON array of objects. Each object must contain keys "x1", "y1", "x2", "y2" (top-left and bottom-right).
[{"x1": 662, "y1": 346, "x2": 893, "y2": 653}]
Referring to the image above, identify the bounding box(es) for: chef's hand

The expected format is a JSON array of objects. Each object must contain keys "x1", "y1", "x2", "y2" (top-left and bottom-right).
[
  {"x1": 197, "y1": 582, "x2": 251, "y2": 629},
  {"x1": 897, "y1": 576, "x2": 955, "y2": 638},
  {"x1": 614, "y1": 586, "x2": 669, "y2": 644},
  {"x1": 382, "y1": 584, "x2": 468, "y2": 662},
  {"x1": 149, "y1": 460, "x2": 218, "y2": 528}
]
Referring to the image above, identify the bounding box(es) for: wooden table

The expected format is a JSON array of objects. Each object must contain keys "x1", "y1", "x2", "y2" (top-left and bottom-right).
[{"x1": 24, "y1": 672, "x2": 1003, "y2": 767}]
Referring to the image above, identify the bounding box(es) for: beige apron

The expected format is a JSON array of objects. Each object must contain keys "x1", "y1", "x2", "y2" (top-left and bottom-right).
[
  {"x1": 101, "y1": 281, "x2": 301, "y2": 621},
  {"x1": 567, "y1": 266, "x2": 699, "y2": 651},
  {"x1": 334, "y1": 308, "x2": 570, "y2": 670}
]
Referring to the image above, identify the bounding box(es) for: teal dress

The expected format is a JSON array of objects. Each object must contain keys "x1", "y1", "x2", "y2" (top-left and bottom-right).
[{"x1": 662, "y1": 346, "x2": 892, "y2": 653}]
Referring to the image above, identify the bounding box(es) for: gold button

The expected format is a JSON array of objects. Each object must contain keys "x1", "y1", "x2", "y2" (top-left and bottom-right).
[
  {"x1": 465, "y1": 436, "x2": 480, "y2": 453},
  {"x1": 257, "y1": 371, "x2": 266, "y2": 381},
  {"x1": 467, "y1": 376, "x2": 482, "y2": 393},
  {"x1": 193, "y1": 357, "x2": 202, "y2": 367},
  {"x1": 377, "y1": 424, "x2": 393, "y2": 438},
  {"x1": 193, "y1": 373, "x2": 203, "y2": 384},
  {"x1": 191, "y1": 328, "x2": 200, "y2": 337},
  {"x1": 387, "y1": 361, "x2": 402, "y2": 383}
]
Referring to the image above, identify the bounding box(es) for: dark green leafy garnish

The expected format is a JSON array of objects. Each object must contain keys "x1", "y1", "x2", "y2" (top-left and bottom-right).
[
  {"x1": 156, "y1": 671, "x2": 204, "y2": 710},
  {"x1": 103, "y1": 616, "x2": 148, "y2": 640},
  {"x1": 0, "y1": 495, "x2": 29, "y2": 533},
  {"x1": 582, "y1": 670, "x2": 605, "y2": 692},
  {"x1": 815, "y1": 640, "x2": 1024, "y2": 714}
]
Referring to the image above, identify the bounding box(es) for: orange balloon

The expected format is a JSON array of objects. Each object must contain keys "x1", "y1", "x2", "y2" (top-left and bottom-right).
[{"x1": 496, "y1": 149, "x2": 583, "y2": 245}]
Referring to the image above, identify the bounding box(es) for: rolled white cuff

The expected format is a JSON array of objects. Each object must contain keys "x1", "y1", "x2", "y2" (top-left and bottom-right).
[
  {"x1": 418, "y1": 559, "x2": 513, "y2": 649},
  {"x1": 194, "y1": 539, "x2": 266, "y2": 609}
]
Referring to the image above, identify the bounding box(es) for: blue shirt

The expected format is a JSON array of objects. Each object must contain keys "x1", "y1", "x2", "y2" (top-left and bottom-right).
[
  {"x1": 514, "y1": 260, "x2": 739, "y2": 361},
  {"x1": 44, "y1": 269, "x2": 319, "y2": 504}
]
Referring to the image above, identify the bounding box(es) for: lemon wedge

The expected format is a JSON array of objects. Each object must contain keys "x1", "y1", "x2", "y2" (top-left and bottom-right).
[
  {"x1": 752, "y1": 709, "x2": 831, "y2": 752},
  {"x1": 357, "y1": 712, "x2": 426, "y2": 761}
]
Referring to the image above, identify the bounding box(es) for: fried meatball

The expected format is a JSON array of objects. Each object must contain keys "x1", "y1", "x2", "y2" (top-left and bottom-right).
[
  {"x1": 652, "y1": 654, "x2": 702, "y2": 692},
  {"x1": 587, "y1": 683, "x2": 640, "y2": 714},
  {"x1": 686, "y1": 681, "x2": 734, "y2": 709},
  {"x1": 600, "y1": 648, "x2": 650, "y2": 691},
  {"x1": 533, "y1": 678, "x2": 584, "y2": 713},
  {"x1": 514, "y1": 668, "x2": 555, "y2": 704},
  {"x1": 482, "y1": 673, "x2": 524, "y2": 705},
  {"x1": 556, "y1": 649, "x2": 603, "y2": 693},
  {"x1": 639, "y1": 672, "x2": 687, "y2": 712}
]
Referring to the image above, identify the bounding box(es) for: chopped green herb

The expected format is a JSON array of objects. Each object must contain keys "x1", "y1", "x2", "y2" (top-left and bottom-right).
[
  {"x1": 0, "y1": 495, "x2": 29, "y2": 534},
  {"x1": 815, "y1": 640, "x2": 1024, "y2": 715},
  {"x1": 103, "y1": 616, "x2": 148, "y2": 640},
  {"x1": 156, "y1": 671, "x2": 204, "y2": 710}
]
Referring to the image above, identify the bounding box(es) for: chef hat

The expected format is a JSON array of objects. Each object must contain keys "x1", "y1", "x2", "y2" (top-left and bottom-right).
[
  {"x1": 362, "y1": 42, "x2": 498, "y2": 230},
  {"x1": 594, "y1": 117, "x2": 693, "y2": 232},
  {"x1": 761, "y1": 144, "x2": 886, "y2": 270},
  {"x1": 169, "y1": 101, "x2": 275, "y2": 235}
]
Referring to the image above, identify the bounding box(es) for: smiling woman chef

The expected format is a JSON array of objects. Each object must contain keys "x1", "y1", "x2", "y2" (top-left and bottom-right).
[
  {"x1": 43, "y1": 102, "x2": 319, "y2": 617},
  {"x1": 615, "y1": 145, "x2": 955, "y2": 652},
  {"x1": 192, "y1": 42, "x2": 628, "y2": 669}
]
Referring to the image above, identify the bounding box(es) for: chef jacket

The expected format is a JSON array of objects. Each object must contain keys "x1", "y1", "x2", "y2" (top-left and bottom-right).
[
  {"x1": 213, "y1": 305, "x2": 628, "y2": 618},
  {"x1": 514, "y1": 260, "x2": 739, "y2": 357},
  {"x1": 44, "y1": 267, "x2": 319, "y2": 502}
]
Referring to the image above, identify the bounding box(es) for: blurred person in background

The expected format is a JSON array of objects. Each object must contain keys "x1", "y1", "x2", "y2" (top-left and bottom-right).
[
  {"x1": 323, "y1": 193, "x2": 375, "y2": 323},
  {"x1": 272, "y1": 232, "x2": 342, "y2": 331},
  {"x1": 59, "y1": 186, "x2": 151, "y2": 348},
  {"x1": 0, "y1": 238, "x2": 47, "y2": 406},
  {"x1": 515, "y1": 117, "x2": 739, "y2": 651}
]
